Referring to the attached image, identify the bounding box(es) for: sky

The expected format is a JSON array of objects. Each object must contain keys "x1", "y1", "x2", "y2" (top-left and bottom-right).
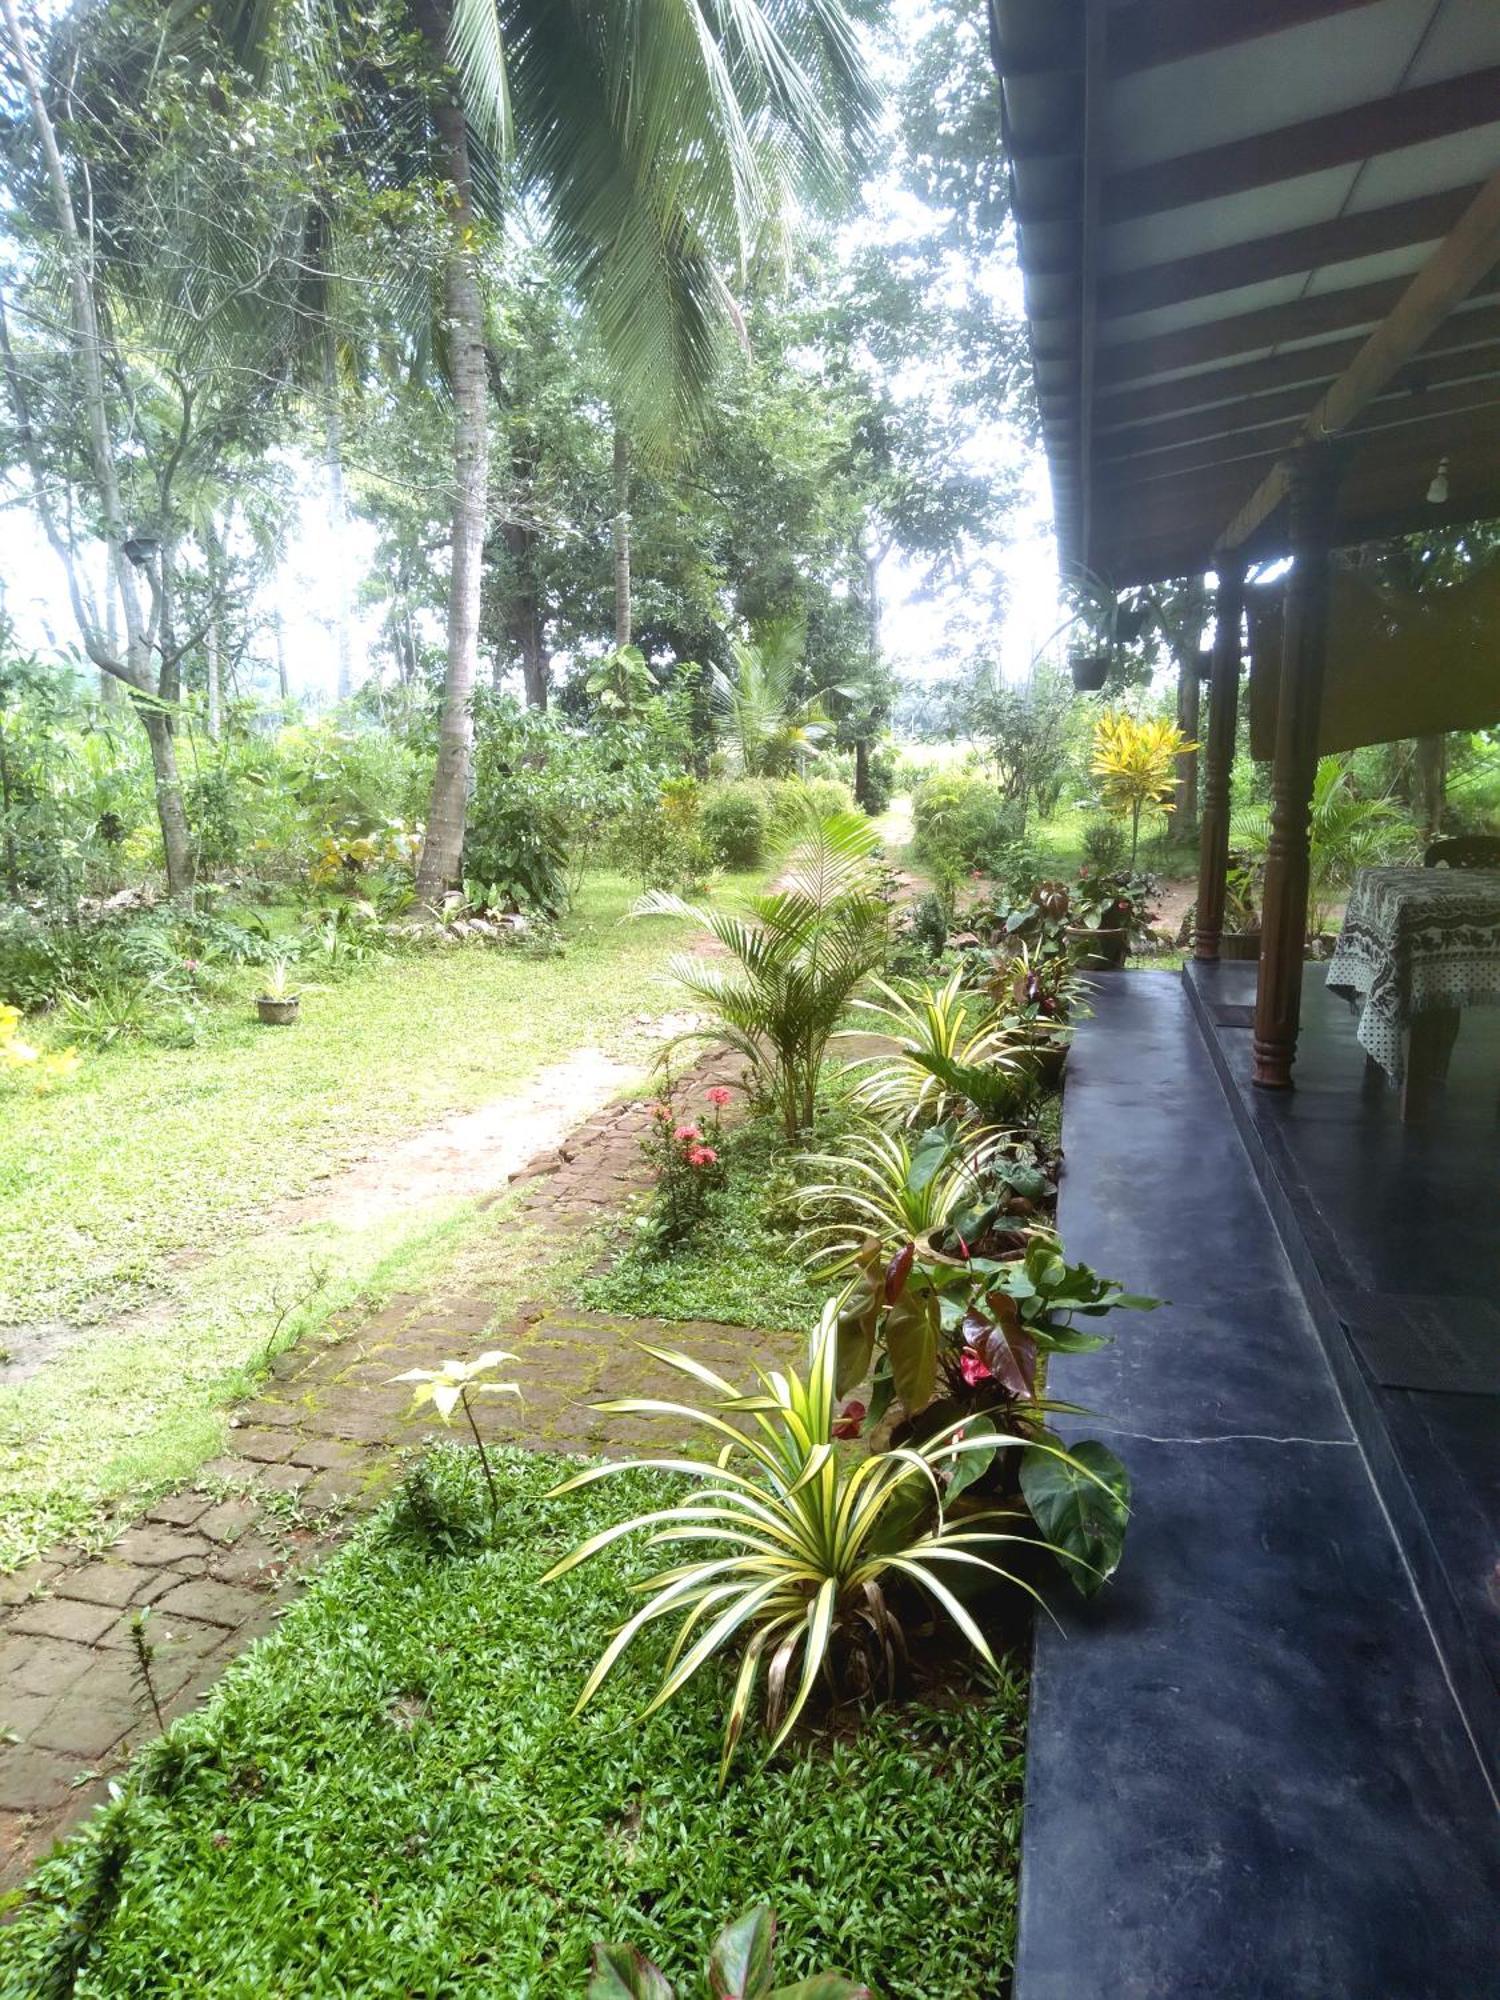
[{"x1": 0, "y1": 0, "x2": 1062, "y2": 708}]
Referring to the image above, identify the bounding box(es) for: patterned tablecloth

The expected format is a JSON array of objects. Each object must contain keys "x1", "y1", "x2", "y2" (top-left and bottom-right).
[{"x1": 1325, "y1": 867, "x2": 1500, "y2": 1082}]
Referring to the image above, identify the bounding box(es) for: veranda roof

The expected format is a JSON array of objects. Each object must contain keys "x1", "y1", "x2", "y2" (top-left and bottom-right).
[{"x1": 989, "y1": 0, "x2": 1500, "y2": 584}]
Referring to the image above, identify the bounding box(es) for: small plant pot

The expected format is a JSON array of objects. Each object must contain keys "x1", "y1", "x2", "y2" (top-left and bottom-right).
[
  {"x1": 1017, "y1": 1038, "x2": 1068, "y2": 1090},
  {"x1": 1219, "y1": 930, "x2": 1261, "y2": 962},
  {"x1": 1066, "y1": 924, "x2": 1128, "y2": 970},
  {"x1": 1070, "y1": 652, "x2": 1110, "y2": 693},
  {"x1": 256, "y1": 995, "x2": 300, "y2": 1026}
]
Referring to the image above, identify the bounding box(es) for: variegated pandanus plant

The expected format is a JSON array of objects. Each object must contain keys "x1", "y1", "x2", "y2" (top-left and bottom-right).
[{"x1": 589, "y1": 1904, "x2": 872, "y2": 2000}]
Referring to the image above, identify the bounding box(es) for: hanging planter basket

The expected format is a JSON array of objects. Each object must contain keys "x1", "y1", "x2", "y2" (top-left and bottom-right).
[{"x1": 1070, "y1": 652, "x2": 1110, "y2": 693}]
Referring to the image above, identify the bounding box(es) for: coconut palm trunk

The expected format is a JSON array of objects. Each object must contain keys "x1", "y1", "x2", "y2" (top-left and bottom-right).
[
  {"x1": 415, "y1": 28, "x2": 491, "y2": 899},
  {"x1": 612, "y1": 423, "x2": 632, "y2": 648}
]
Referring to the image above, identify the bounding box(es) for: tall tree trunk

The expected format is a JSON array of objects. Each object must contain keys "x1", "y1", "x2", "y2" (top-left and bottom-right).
[
  {"x1": 203, "y1": 516, "x2": 224, "y2": 740},
  {"x1": 206, "y1": 625, "x2": 223, "y2": 740},
  {"x1": 274, "y1": 611, "x2": 290, "y2": 701},
  {"x1": 101, "y1": 578, "x2": 120, "y2": 703},
  {"x1": 1415, "y1": 734, "x2": 1446, "y2": 837},
  {"x1": 0, "y1": 0, "x2": 191, "y2": 892},
  {"x1": 612, "y1": 424, "x2": 631, "y2": 649},
  {"x1": 323, "y1": 342, "x2": 354, "y2": 703},
  {"x1": 0, "y1": 717, "x2": 19, "y2": 899},
  {"x1": 414, "y1": 41, "x2": 489, "y2": 900},
  {"x1": 138, "y1": 702, "x2": 194, "y2": 893},
  {"x1": 1175, "y1": 646, "x2": 1201, "y2": 840}
]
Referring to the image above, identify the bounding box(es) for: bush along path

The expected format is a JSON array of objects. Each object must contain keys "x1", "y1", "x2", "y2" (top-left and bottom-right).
[{"x1": 0, "y1": 1044, "x2": 793, "y2": 1892}]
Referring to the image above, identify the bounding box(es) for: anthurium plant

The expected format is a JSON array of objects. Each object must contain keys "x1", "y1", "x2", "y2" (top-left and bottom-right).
[
  {"x1": 832, "y1": 1226, "x2": 1158, "y2": 1597},
  {"x1": 589, "y1": 1904, "x2": 872, "y2": 2000}
]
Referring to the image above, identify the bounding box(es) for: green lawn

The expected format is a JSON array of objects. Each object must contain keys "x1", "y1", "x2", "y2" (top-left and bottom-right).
[
  {"x1": 2, "y1": 1447, "x2": 1027, "y2": 1999},
  {"x1": 0, "y1": 873, "x2": 744, "y2": 1565}
]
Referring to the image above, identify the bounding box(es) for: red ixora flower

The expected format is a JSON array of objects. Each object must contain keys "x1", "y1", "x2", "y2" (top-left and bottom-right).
[
  {"x1": 959, "y1": 1349, "x2": 994, "y2": 1387},
  {"x1": 704, "y1": 1086, "x2": 733, "y2": 1108},
  {"x1": 686, "y1": 1145, "x2": 718, "y2": 1168},
  {"x1": 652, "y1": 1103, "x2": 673, "y2": 1123},
  {"x1": 673, "y1": 1124, "x2": 702, "y2": 1142},
  {"x1": 832, "y1": 1400, "x2": 866, "y2": 1439}
]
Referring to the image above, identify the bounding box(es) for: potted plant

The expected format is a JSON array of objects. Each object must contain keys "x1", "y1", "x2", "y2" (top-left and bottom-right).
[
  {"x1": 1070, "y1": 649, "x2": 1110, "y2": 693},
  {"x1": 1066, "y1": 878, "x2": 1132, "y2": 970},
  {"x1": 256, "y1": 957, "x2": 300, "y2": 1026},
  {"x1": 1220, "y1": 856, "x2": 1262, "y2": 960}
]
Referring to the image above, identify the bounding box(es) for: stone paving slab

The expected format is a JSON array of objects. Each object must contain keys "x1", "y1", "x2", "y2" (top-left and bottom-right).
[{"x1": 0, "y1": 1043, "x2": 799, "y2": 1891}]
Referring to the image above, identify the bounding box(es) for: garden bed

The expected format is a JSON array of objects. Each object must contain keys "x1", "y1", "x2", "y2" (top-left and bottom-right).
[{"x1": 1, "y1": 1448, "x2": 1027, "y2": 1999}]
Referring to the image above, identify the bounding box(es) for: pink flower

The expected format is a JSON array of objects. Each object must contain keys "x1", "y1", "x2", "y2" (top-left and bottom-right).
[
  {"x1": 652, "y1": 1103, "x2": 673, "y2": 1123},
  {"x1": 673, "y1": 1124, "x2": 702, "y2": 1143},
  {"x1": 704, "y1": 1086, "x2": 733, "y2": 1108},
  {"x1": 959, "y1": 1349, "x2": 993, "y2": 1387},
  {"x1": 686, "y1": 1145, "x2": 718, "y2": 1168}
]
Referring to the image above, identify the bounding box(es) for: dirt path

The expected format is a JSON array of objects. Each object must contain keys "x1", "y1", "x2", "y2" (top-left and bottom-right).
[
  {"x1": 1, "y1": 1013, "x2": 700, "y2": 1390},
  {"x1": 0, "y1": 1043, "x2": 797, "y2": 1890}
]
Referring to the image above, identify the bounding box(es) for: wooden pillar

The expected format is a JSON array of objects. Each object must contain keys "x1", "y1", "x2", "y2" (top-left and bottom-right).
[
  {"x1": 1252, "y1": 446, "x2": 1343, "y2": 1089},
  {"x1": 1193, "y1": 559, "x2": 1247, "y2": 961}
]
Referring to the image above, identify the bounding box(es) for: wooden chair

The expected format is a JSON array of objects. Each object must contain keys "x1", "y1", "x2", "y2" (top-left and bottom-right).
[{"x1": 1423, "y1": 834, "x2": 1500, "y2": 869}]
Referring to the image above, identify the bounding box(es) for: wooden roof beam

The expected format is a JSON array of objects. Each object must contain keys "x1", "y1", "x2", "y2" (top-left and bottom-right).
[
  {"x1": 1090, "y1": 276, "x2": 1410, "y2": 384},
  {"x1": 1095, "y1": 350, "x2": 1500, "y2": 460},
  {"x1": 1098, "y1": 185, "x2": 1482, "y2": 319},
  {"x1": 1220, "y1": 166, "x2": 1500, "y2": 552},
  {"x1": 1106, "y1": 0, "x2": 1389, "y2": 78},
  {"x1": 1105, "y1": 67, "x2": 1500, "y2": 222},
  {"x1": 1082, "y1": 300, "x2": 1500, "y2": 431}
]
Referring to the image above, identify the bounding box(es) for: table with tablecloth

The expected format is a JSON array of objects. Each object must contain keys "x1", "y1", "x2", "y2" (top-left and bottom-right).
[{"x1": 1325, "y1": 866, "x2": 1500, "y2": 1084}]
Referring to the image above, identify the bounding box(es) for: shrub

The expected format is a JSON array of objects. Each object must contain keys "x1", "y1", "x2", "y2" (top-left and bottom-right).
[
  {"x1": 633, "y1": 1086, "x2": 731, "y2": 1256},
  {"x1": 911, "y1": 773, "x2": 1022, "y2": 882},
  {"x1": 861, "y1": 743, "x2": 898, "y2": 816},
  {"x1": 1081, "y1": 814, "x2": 1128, "y2": 873},
  {"x1": 701, "y1": 782, "x2": 771, "y2": 869}
]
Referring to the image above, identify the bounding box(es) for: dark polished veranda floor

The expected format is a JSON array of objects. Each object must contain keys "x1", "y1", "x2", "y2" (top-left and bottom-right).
[
  {"x1": 1186, "y1": 956, "x2": 1500, "y2": 1770},
  {"x1": 1016, "y1": 970, "x2": 1500, "y2": 2000}
]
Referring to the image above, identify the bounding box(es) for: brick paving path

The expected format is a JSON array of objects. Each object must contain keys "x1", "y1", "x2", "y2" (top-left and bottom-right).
[{"x1": 0, "y1": 1046, "x2": 799, "y2": 1891}]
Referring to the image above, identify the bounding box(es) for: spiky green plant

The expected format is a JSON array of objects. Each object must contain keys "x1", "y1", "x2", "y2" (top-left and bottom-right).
[
  {"x1": 840, "y1": 970, "x2": 1020, "y2": 1127},
  {"x1": 1233, "y1": 753, "x2": 1415, "y2": 935},
  {"x1": 791, "y1": 1122, "x2": 999, "y2": 1275},
  {"x1": 543, "y1": 1300, "x2": 1062, "y2": 1784},
  {"x1": 636, "y1": 809, "x2": 889, "y2": 1138}
]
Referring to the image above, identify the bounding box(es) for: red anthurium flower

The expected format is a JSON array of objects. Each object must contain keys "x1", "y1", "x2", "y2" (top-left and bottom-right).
[
  {"x1": 959, "y1": 1349, "x2": 993, "y2": 1387},
  {"x1": 832, "y1": 1400, "x2": 866, "y2": 1439},
  {"x1": 884, "y1": 1241, "x2": 915, "y2": 1303}
]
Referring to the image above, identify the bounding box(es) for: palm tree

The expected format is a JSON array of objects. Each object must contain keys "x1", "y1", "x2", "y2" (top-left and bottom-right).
[
  {"x1": 205, "y1": 0, "x2": 878, "y2": 894},
  {"x1": 711, "y1": 615, "x2": 844, "y2": 777},
  {"x1": 637, "y1": 807, "x2": 889, "y2": 1138},
  {"x1": 1234, "y1": 754, "x2": 1414, "y2": 937}
]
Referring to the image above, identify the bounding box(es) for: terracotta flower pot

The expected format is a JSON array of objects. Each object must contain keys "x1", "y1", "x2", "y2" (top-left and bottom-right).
[{"x1": 256, "y1": 996, "x2": 300, "y2": 1026}]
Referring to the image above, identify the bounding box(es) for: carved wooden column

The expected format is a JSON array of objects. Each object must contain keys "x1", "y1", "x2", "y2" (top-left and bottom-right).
[
  {"x1": 1193, "y1": 558, "x2": 1246, "y2": 961},
  {"x1": 1252, "y1": 446, "x2": 1343, "y2": 1089}
]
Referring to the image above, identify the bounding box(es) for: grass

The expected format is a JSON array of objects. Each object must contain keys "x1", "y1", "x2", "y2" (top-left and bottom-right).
[
  {"x1": 579, "y1": 1115, "x2": 828, "y2": 1332},
  {"x1": 0, "y1": 872, "x2": 747, "y2": 1566},
  {"x1": 2, "y1": 1447, "x2": 1028, "y2": 1999},
  {"x1": 2, "y1": 872, "x2": 737, "y2": 1329}
]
